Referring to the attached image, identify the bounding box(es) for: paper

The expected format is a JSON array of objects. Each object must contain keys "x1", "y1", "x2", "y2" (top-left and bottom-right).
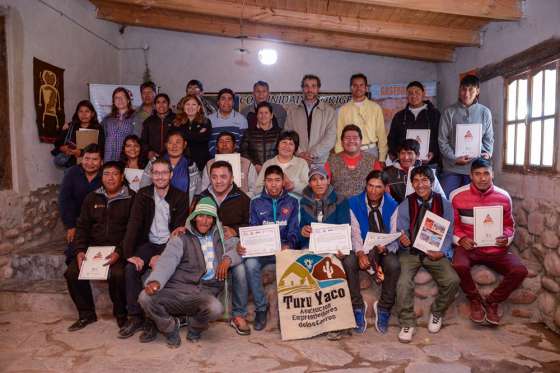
[
  {"x1": 125, "y1": 168, "x2": 144, "y2": 192},
  {"x1": 406, "y1": 129, "x2": 430, "y2": 161},
  {"x1": 309, "y1": 223, "x2": 352, "y2": 255},
  {"x1": 239, "y1": 224, "x2": 281, "y2": 257},
  {"x1": 412, "y1": 211, "x2": 451, "y2": 253},
  {"x1": 474, "y1": 205, "x2": 503, "y2": 247},
  {"x1": 78, "y1": 246, "x2": 115, "y2": 280},
  {"x1": 76, "y1": 128, "x2": 99, "y2": 149},
  {"x1": 455, "y1": 123, "x2": 482, "y2": 158},
  {"x1": 215, "y1": 153, "x2": 242, "y2": 187},
  {"x1": 362, "y1": 232, "x2": 401, "y2": 253}
]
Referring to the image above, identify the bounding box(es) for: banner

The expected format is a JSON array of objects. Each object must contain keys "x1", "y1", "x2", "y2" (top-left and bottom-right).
[
  {"x1": 88, "y1": 84, "x2": 142, "y2": 121},
  {"x1": 33, "y1": 58, "x2": 65, "y2": 143},
  {"x1": 276, "y1": 250, "x2": 355, "y2": 341}
]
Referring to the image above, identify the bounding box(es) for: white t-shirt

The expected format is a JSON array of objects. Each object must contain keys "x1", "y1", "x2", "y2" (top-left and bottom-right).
[{"x1": 409, "y1": 104, "x2": 427, "y2": 119}]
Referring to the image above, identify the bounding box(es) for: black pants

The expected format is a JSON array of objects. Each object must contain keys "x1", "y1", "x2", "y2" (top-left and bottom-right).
[
  {"x1": 342, "y1": 252, "x2": 364, "y2": 310},
  {"x1": 125, "y1": 242, "x2": 166, "y2": 317},
  {"x1": 373, "y1": 252, "x2": 401, "y2": 311},
  {"x1": 64, "y1": 257, "x2": 127, "y2": 320}
]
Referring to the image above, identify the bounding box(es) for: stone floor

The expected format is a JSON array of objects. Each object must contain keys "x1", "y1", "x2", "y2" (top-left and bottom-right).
[{"x1": 0, "y1": 311, "x2": 559, "y2": 373}]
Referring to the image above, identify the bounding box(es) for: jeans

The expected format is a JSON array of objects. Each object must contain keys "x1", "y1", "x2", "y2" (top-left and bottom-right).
[
  {"x1": 341, "y1": 252, "x2": 364, "y2": 309},
  {"x1": 439, "y1": 171, "x2": 471, "y2": 197},
  {"x1": 231, "y1": 262, "x2": 249, "y2": 317},
  {"x1": 244, "y1": 255, "x2": 276, "y2": 313},
  {"x1": 372, "y1": 252, "x2": 401, "y2": 311}
]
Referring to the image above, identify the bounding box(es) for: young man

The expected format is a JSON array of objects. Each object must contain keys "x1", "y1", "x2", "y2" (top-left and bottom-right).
[
  {"x1": 141, "y1": 93, "x2": 176, "y2": 160},
  {"x1": 241, "y1": 80, "x2": 287, "y2": 129},
  {"x1": 201, "y1": 131, "x2": 258, "y2": 197},
  {"x1": 208, "y1": 88, "x2": 248, "y2": 156},
  {"x1": 385, "y1": 139, "x2": 445, "y2": 203},
  {"x1": 395, "y1": 166, "x2": 459, "y2": 343},
  {"x1": 325, "y1": 124, "x2": 378, "y2": 198},
  {"x1": 451, "y1": 158, "x2": 527, "y2": 325},
  {"x1": 348, "y1": 170, "x2": 400, "y2": 334},
  {"x1": 388, "y1": 81, "x2": 441, "y2": 167},
  {"x1": 64, "y1": 161, "x2": 135, "y2": 332},
  {"x1": 438, "y1": 75, "x2": 494, "y2": 197},
  {"x1": 285, "y1": 74, "x2": 336, "y2": 164},
  {"x1": 336, "y1": 73, "x2": 387, "y2": 161},
  {"x1": 134, "y1": 81, "x2": 157, "y2": 137},
  {"x1": 299, "y1": 165, "x2": 366, "y2": 339},
  {"x1": 58, "y1": 144, "x2": 103, "y2": 255},
  {"x1": 236, "y1": 165, "x2": 299, "y2": 331},
  {"x1": 185, "y1": 79, "x2": 216, "y2": 115},
  {"x1": 138, "y1": 197, "x2": 240, "y2": 347},
  {"x1": 118, "y1": 158, "x2": 188, "y2": 339}
]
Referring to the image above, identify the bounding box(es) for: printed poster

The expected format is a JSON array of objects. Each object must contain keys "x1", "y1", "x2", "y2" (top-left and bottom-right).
[{"x1": 89, "y1": 83, "x2": 142, "y2": 121}]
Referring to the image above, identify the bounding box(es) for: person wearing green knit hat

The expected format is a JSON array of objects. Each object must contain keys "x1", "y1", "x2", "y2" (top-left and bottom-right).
[{"x1": 138, "y1": 196, "x2": 242, "y2": 347}]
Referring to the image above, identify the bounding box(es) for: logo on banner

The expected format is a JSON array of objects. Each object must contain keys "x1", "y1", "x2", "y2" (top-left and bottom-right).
[{"x1": 278, "y1": 254, "x2": 345, "y2": 295}]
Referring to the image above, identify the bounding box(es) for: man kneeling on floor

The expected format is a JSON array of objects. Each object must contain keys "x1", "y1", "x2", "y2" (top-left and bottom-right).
[{"x1": 138, "y1": 197, "x2": 240, "y2": 347}]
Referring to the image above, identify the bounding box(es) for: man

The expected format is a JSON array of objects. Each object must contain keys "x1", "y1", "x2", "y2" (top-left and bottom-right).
[
  {"x1": 236, "y1": 165, "x2": 299, "y2": 331},
  {"x1": 325, "y1": 124, "x2": 378, "y2": 198},
  {"x1": 388, "y1": 81, "x2": 441, "y2": 167},
  {"x1": 285, "y1": 75, "x2": 336, "y2": 164},
  {"x1": 201, "y1": 131, "x2": 258, "y2": 197},
  {"x1": 348, "y1": 170, "x2": 400, "y2": 334},
  {"x1": 299, "y1": 165, "x2": 366, "y2": 339},
  {"x1": 64, "y1": 161, "x2": 135, "y2": 332},
  {"x1": 141, "y1": 93, "x2": 176, "y2": 160},
  {"x1": 118, "y1": 158, "x2": 188, "y2": 339},
  {"x1": 241, "y1": 81, "x2": 287, "y2": 129},
  {"x1": 395, "y1": 166, "x2": 459, "y2": 343},
  {"x1": 451, "y1": 158, "x2": 527, "y2": 325},
  {"x1": 208, "y1": 88, "x2": 248, "y2": 156},
  {"x1": 385, "y1": 139, "x2": 445, "y2": 203},
  {"x1": 138, "y1": 197, "x2": 240, "y2": 347},
  {"x1": 438, "y1": 75, "x2": 494, "y2": 197},
  {"x1": 336, "y1": 73, "x2": 387, "y2": 161},
  {"x1": 185, "y1": 79, "x2": 216, "y2": 115},
  {"x1": 133, "y1": 81, "x2": 156, "y2": 137},
  {"x1": 58, "y1": 144, "x2": 103, "y2": 259}
]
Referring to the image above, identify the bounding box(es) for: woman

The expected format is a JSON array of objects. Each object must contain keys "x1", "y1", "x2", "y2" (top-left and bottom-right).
[
  {"x1": 255, "y1": 131, "x2": 308, "y2": 195},
  {"x1": 173, "y1": 94, "x2": 212, "y2": 171},
  {"x1": 120, "y1": 135, "x2": 146, "y2": 192},
  {"x1": 102, "y1": 87, "x2": 135, "y2": 162},
  {"x1": 240, "y1": 102, "x2": 281, "y2": 173},
  {"x1": 52, "y1": 100, "x2": 104, "y2": 167}
]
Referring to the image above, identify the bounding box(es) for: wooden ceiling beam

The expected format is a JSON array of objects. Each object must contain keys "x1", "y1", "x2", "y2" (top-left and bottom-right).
[{"x1": 92, "y1": 0, "x2": 455, "y2": 62}]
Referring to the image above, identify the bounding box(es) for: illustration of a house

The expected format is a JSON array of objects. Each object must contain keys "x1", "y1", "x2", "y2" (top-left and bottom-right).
[{"x1": 278, "y1": 262, "x2": 319, "y2": 295}]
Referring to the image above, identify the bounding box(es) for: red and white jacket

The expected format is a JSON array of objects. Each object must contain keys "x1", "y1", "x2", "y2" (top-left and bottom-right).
[{"x1": 449, "y1": 183, "x2": 515, "y2": 255}]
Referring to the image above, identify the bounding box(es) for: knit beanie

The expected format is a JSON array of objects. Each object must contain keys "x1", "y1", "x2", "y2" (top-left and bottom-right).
[{"x1": 186, "y1": 197, "x2": 225, "y2": 246}]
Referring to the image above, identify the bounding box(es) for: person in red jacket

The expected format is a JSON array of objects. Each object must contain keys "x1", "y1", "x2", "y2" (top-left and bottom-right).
[{"x1": 450, "y1": 158, "x2": 527, "y2": 325}]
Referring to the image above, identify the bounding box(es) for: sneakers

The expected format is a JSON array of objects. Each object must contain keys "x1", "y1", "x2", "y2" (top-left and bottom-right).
[
  {"x1": 469, "y1": 298, "x2": 486, "y2": 324},
  {"x1": 327, "y1": 331, "x2": 342, "y2": 341},
  {"x1": 428, "y1": 313, "x2": 443, "y2": 333},
  {"x1": 398, "y1": 327, "x2": 416, "y2": 343},
  {"x1": 254, "y1": 308, "x2": 268, "y2": 331},
  {"x1": 230, "y1": 316, "x2": 251, "y2": 336},
  {"x1": 164, "y1": 317, "x2": 181, "y2": 348},
  {"x1": 118, "y1": 316, "x2": 144, "y2": 339},
  {"x1": 67, "y1": 315, "x2": 97, "y2": 332},
  {"x1": 485, "y1": 302, "x2": 500, "y2": 325},
  {"x1": 373, "y1": 301, "x2": 390, "y2": 334},
  {"x1": 186, "y1": 329, "x2": 202, "y2": 343},
  {"x1": 354, "y1": 303, "x2": 368, "y2": 334},
  {"x1": 139, "y1": 319, "x2": 158, "y2": 343}
]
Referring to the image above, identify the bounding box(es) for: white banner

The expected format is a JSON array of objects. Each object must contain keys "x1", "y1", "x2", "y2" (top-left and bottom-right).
[{"x1": 88, "y1": 83, "x2": 142, "y2": 121}]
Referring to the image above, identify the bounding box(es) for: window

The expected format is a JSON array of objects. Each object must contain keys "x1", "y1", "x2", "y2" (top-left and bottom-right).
[{"x1": 504, "y1": 59, "x2": 559, "y2": 171}]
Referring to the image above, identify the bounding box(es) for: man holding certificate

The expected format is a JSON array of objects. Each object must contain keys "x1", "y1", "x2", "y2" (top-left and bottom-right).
[
  {"x1": 450, "y1": 158, "x2": 527, "y2": 326},
  {"x1": 395, "y1": 166, "x2": 459, "y2": 343}
]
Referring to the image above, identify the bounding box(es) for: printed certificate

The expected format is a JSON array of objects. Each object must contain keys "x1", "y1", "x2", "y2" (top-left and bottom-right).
[
  {"x1": 239, "y1": 224, "x2": 281, "y2": 257},
  {"x1": 362, "y1": 232, "x2": 401, "y2": 253},
  {"x1": 406, "y1": 129, "x2": 430, "y2": 161},
  {"x1": 474, "y1": 206, "x2": 503, "y2": 247},
  {"x1": 309, "y1": 223, "x2": 352, "y2": 255},
  {"x1": 412, "y1": 211, "x2": 451, "y2": 253},
  {"x1": 76, "y1": 128, "x2": 99, "y2": 149},
  {"x1": 215, "y1": 153, "x2": 242, "y2": 187},
  {"x1": 78, "y1": 246, "x2": 115, "y2": 280},
  {"x1": 125, "y1": 168, "x2": 144, "y2": 192},
  {"x1": 455, "y1": 123, "x2": 482, "y2": 158}
]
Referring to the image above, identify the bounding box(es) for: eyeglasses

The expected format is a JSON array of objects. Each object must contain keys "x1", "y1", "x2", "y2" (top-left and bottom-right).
[{"x1": 152, "y1": 171, "x2": 171, "y2": 177}]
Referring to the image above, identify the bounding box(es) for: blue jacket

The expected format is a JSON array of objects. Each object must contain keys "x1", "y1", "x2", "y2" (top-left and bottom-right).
[
  {"x1": 250, "y1": 188, "x2": 299, "y2": 249},
  {"x1": 299, "y1": 185, "x2": 350, "y2": 249},
  {"x1": 58, "y1": 165, "x2": 101, "y2": 229},
  {"x1": 348, "y1": 191, "x2": 398, "y2": 241},
  {"x1": 164, "y1": 154, "x2": 190, "y2": 195}
]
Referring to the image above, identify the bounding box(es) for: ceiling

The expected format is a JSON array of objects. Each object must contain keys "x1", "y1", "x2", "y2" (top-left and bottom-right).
[{"x1": 90, "y1": 0, "x2": 523, "y2": 62}]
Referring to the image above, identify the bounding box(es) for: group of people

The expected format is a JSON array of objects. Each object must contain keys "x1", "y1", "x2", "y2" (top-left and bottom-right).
[{"x1": 57, "y1": 73, "x2": 527, "y2": 348}]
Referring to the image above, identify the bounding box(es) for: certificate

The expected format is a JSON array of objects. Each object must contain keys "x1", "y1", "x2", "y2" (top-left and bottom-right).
[
  {"x1": 309, "y1": 223, "x2": 352, "y2": 255},
  {"x1": 76, "y1": 128, "x2": 99, "y2": 149},
  {"x1": 455, "y1": 123, "x2": 482, "y2": 158},
  {"x1": 412, "y1": 211, "x2": 451, "y2": 253},
  {"x1": 78, "y1": 246, "x2": 115, "y2": 280},
  {"x1": 474, "y1": 206, "x2": 503, "y2": 247},
  {"x1": 406, "y1": 129, "x2": 430, "y2": 161},
  {"x1": 239, "y1": 224, "x2": 281, "y2": 257},
  {"x1": 362, "y1": 232, "x2": 401, "y2": 253},
  {"x1": 215, "y1": 153, "x2": 242, "y2": 187},
  {"x1": 125, "y1": 168, "x2": 144, "y2": 192}
]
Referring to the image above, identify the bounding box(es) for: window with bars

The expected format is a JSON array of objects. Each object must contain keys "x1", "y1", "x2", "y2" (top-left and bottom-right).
[{"x1": 504, "y1": 59, "x2": 559, "y2": 171}]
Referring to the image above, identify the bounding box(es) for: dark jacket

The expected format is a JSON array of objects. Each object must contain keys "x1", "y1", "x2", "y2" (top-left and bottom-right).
[
  {"x1": 388, "y1": 100, "x2": 441, "y2": 165},
  {"x1": 52, "y1": 122, "x2": 105, "y2": 167},
  {"x1": 74, "y1": 186, "x2": 135, "y2": 256},
  {"x1": 140, "y1": 111, "x2": 176, "y2": 159},
  {"x1": 58, "y1": 165, "x2": 102, "y2": 229},
  {"x1": 240, "y1": 125, "x2": 281, "y2": 166},
  {"x1": 122, "y1": 185, "x2": 188, "y2": 259},
  {"x1": 174, "y1": 118, "x2": 212, "y2": 171}
]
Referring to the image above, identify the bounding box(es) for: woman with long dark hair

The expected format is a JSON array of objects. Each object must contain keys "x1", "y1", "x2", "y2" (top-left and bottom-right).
[
  {"x1": 102, "y1": 87, "x2": 135, "y2": 162},
  {"x1": 120, "y1": 135, "x2": 146, "y2": 170}
]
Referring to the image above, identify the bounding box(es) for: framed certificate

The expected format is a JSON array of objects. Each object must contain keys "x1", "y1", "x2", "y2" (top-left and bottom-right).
[
  {"x1": 362, "y1": 232, "x2": 401, "y2": 253},
  {"x1": 474, "y1": 206, "x2": 503, "y2": 247},
  {"x1": 412, "y1": 211, "x2": 451, "y2": 253},
  {"x1": 239, "y1": 224, "x2": 281, "y2": 257},
  {"x1": 215, "y1": 153, "x2": 242, "y2": 187},
  {"x1": 455, "y1": 123, "x2": 482, "y2": 158},
  {"x1": 406, "y1": 129, "x2": 430, "y2": 161},
  {"x1": 78, "y1": 246, "x2": 115, "y2": 280},
  {"x1": 125, "y1": 168, "x2": 144, "y2": 192},
  {"x1": 309, "y1": 223, "x2": 352, "y2": 255}
]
